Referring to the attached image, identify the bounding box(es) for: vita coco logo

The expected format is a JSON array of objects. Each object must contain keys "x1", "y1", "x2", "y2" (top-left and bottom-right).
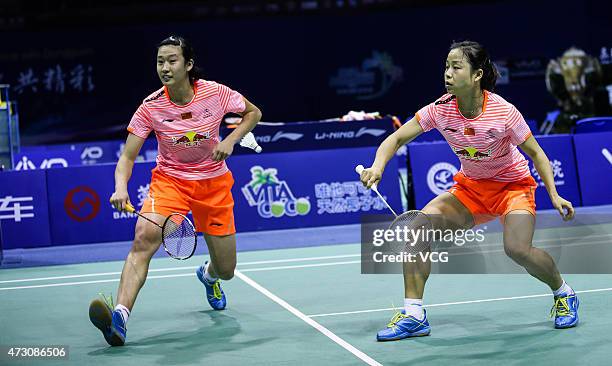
[{"x1": 242, "y1": 166, "x2": 311, "y2": 218}]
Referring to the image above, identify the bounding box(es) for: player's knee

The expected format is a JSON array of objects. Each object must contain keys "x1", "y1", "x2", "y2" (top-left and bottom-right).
[
  {"x1": 132, "y1": 225, "x2": 160, "y2": 254},
  {"x1": 504, "y1": 244, "x2": 531, "y2": 264}
]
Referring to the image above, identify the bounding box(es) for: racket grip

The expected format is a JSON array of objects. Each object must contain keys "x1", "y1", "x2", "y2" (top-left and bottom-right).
[
  {"x1": 124, "y1": 202, "x2": 136, "y2": 213},
  {"x1": 355, "y1": 165, "x2": 378, "y2": 190}
]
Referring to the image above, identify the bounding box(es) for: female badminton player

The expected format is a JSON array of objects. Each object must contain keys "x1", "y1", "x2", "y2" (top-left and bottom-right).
[
  {"x1": 359, "y1": 41, "x2": 578, "y2": 341},
  {"x1": 89, "y1": 35, "x2": 262, "y2": 346}
]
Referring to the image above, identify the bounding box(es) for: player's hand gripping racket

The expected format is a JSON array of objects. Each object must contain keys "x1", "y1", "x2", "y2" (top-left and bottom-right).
[
  {"x1": 122, "y1": 202, "x2": 197, "y2": 260},
  {"x1": 355, "y1": 165, "x2": 433, "y2": 255}
]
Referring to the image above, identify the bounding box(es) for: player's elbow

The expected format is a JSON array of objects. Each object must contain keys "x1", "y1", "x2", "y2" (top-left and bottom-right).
[{"x1": 252, "y1": 106, "x2": 262, "y2": 122}]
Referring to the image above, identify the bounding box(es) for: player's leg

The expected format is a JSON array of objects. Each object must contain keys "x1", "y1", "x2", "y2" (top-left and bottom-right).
[
  {"x1": 503, "y1": 208, "x2": 578, "y2": 328},
  {"x1": 88, "y1": 213, "x2": 164, "y2": 346},
  {"x1": 193, "y1": 171, "x2": 236, "y2": 310},
  {"x1": 89, "y1": 169, "x2": 191, "y2": 346},
  {"x1": 377, "y1": 192, "x2": 475, "y2": 341},
  {"x1": 116, "y1": 214, "x2": 165, "y2": 309},
  {"x1": 203, "y1": 233, "x2": 237, "y2": 281},
  {"x1": 503, "y1": 210, "x2": 562, "y2": 289},
  {"x1": 403, "y1": 192, "x2": 475, "y2": 300}
]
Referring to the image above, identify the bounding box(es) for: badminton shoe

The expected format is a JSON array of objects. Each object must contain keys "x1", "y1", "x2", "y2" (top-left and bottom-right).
[
  {"x1": 89, "y1": 295, "x2": 126, "y2": 346},
  {"x1": 377, "y1": 310, "x2": 431, "y2": 341},
  {"x1": 551, "y1": 293, "x2": 579, "y2": 329},
  {"x1": 196, "y1": 261, "x2": 227, "y2": 310}
]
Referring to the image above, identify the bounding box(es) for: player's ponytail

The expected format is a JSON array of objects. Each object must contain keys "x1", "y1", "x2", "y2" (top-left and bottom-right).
[
  {"x1": 157, "y1": 35, "x2": 202, "y2": 85},
  {"x1": 450, "y1": 41, "x2": 499, "y2": 92}
]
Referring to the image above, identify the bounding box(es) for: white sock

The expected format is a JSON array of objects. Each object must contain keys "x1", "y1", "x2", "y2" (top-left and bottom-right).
[
  {"x1": 114, "y1": 304, "x2": 130, "y2": 325},
  {"x1": 204, "y1": 262, "x2": 218, "y2": 283},
  {"x1": 553, "y1": 280, "x2": 574, "y2": 297},
  {"x1": 404, "y1": 298, "x2": 424, "y2": 320}
]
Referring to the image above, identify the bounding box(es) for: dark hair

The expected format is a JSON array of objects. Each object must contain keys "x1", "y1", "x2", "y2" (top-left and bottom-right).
[
  {"x1": 157, "y1": 35, "x2": 203, "y2": 84},
  {"x1": 449, "y1": 41, "x2": 498, "y2": 92}
]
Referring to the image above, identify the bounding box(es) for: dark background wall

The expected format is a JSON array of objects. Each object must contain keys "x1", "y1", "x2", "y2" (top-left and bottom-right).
[{"x1": 1, "y1": 0, "x2": 610, "y2": 144}]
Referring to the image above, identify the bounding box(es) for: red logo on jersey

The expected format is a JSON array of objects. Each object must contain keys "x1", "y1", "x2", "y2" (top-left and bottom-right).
[{"x1": 172, "y1": 131, "x2": 210, "y2": 147}]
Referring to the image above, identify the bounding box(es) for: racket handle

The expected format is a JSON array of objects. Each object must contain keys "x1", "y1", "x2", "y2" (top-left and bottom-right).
[
  {"x1": 109, "y1": 198, "x2": 136, "y2": 213},
  {"x1": 355, "y1": 164, "x2": 378, "y2": 191},
  {"x1": 124, "y1": 202, "x2": 136, "y2": 213}
]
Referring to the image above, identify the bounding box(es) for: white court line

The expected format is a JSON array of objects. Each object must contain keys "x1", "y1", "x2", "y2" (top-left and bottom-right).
[
  {"x1": 0, "y1": 260, "x2": 362, "y2": 291},
  {"x1": 235, "y1": 270, "x2": 381, "y2": 366},
  {"x1": 235, "y1": 260, "x2": 360, "y2": 272},
  {"x1": 4, "y1": 232, "x2": 609, "y2": 285},
  {"x1": 446, "y1": 238, "x2": 612, "y2": 257},
  {"x1": 2, "y1": 232, "x2": 610, "y2": 285},
  {"x1": 0, "y1": 253, "x2": 361, "y2": 284},
  {"x1": 308, "y1": 287, "x2": 612, "y2": 318}
]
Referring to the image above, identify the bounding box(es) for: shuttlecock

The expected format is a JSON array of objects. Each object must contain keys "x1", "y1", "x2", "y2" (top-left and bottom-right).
[{"x1": 239, "y1": 132, "x2": 262, "y2": 153}]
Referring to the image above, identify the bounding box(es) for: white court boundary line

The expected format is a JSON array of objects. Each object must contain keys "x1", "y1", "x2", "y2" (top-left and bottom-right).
[
  {"x1": 234, "y1": 270, "x2": 381, "y2": 366},
  {"x1": 3, "y1": 232, "x2": 610, "y2": 285},
  {"x1": 0, "y1": 261, "x2": 361, "y2": 291},
  {"x1": 0, "y1": 254, "x2": 361, "y2": 284},
  {"x1": 308, "y1": 287, "x2": 612, "y2": 318}
]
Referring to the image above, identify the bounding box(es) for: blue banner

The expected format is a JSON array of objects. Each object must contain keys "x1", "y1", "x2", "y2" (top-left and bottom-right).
[
  {"x1": 523, "y1": 135, "x2": 581, "y2": 209},
  {"x1": 408, "y1": 141, "x2": 460, "y2": 209},
  {"x1": 14, "y1": 138, "x2": 158, "y2": 170},
  {"x1": 573, "y1": 132, "x2": 612, "y2": 206},
  {"x1": 228, "y1": 146, "x2": 402, "y2": 232},
  {"x1": 224, "y1": 119, "x2": 395, "y2": 155},
  {"x1": 46, "y1": 162, "x2": 155, "y2": 245},
  {"x1": 0, "y1": 170, "x2": 52, "y2": 249}
]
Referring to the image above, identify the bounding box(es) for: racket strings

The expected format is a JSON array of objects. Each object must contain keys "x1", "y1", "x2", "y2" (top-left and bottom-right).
[
  {"x1": 388, "y1": 211, "x2": 433, "y2": 255},
  {"x1": 162, "y1": 214, "x2": 196, "y2": 259}
]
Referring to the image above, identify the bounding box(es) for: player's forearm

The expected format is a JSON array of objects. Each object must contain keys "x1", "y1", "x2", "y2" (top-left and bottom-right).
[
  {"x1": 532, "y1": 151, "x2": 559, "y2": 199},
  {"x1": 224, "y1": 108, "x2": 262, "y2": 145},
  {"x1": 115, "y1": 155, "x2": 136, "y2": 192},
  {"x1": 372, "y1": 134, "x2": 401, "y2": 172}
]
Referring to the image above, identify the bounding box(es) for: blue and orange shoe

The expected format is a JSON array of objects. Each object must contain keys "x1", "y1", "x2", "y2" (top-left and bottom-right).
[
  {"x1": 551, "y1": 292, "x2": 579, "y2": 329},
  {"x1": 376, "y1": 310, "x2": 431, "y2": 341},
  {"x1": 88, "y1": 294, "x2": 126, "y2": 346},
  {"x1": 196, "y1": 262, "x2": 226, "y2": 310}
]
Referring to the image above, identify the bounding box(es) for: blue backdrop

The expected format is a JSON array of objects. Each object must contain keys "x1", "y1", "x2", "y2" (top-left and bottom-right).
[
  {"x1": 1, "y1": 146, "x2": 401, "y2": 248},
  {"x1": 573, "y1": 131, "x2": 612, "y2": 206}
]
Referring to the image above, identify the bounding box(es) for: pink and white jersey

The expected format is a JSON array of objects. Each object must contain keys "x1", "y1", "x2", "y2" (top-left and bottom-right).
[
  {"x1": 416, "y1": 91, "x2": 532, "y2": 182},
  {"x1": 127, "y1": 79, "x2": 246, "y2": 180}
]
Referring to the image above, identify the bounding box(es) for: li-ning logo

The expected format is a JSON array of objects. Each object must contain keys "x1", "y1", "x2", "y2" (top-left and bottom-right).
[
  {"x1": 315, "y1": 127, "x2": 386, "y2": 140},
  {"x1": 172, "y1": 131, "x2": 211, "y2": 147},
  {"x1": 255, "y1": 131, "x2": 304, "y2": 143},
  {"x1": 241, "y1": 166, "x2": 311, "y2": 218}
]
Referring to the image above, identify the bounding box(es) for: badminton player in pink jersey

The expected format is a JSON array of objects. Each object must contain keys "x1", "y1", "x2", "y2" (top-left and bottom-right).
[
  {"x1": 89, "y1": 36, "x2": 262, "y2": 346},
  {"x1": 359, "y1": 41, "x2": 578, "y2": 341}
]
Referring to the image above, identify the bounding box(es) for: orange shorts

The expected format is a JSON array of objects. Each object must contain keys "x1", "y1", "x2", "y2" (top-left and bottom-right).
[
  {"x1": 448, "y1": 172, "x2": 537, "y2": 225},
  {"x1": 141, "y1": 168, "x2": 236, "y2": 236}
]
